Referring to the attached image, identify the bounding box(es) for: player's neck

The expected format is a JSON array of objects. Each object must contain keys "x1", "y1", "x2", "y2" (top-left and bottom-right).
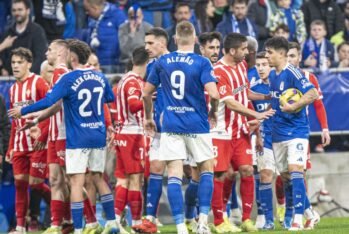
[
  {"x1": 275, "y1": 60, "x2": 288, "y2": 74},
  {"x1": 132, "y1": 66, "x2": 146, "y2": 79},
  {"x1": 17, "y1": 71, "x2": 31, "y2": 82},
  {"x1": 177, "y1": 44, "x2": 194, "y2": 53},
  {"x1": 222, "y1": 56, "x2": 237, "y2": 67}
]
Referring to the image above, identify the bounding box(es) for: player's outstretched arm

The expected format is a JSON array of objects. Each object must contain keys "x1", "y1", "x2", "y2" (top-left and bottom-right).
[
  {"x1": 248, "y1": 89, "x2": 271, "y2": 101},
  {"x1": 281, "y1": 88, "x2": 319, "y2": 113},
  {"x1": 224, "y1": 98, "x2": 275, "y2": 120},
  {"x1": 142, "y1": 82, "x2": 157, "y2": 136},
  {"x1": 205, "y1": 82, "x2": 220, "y2": 127}
]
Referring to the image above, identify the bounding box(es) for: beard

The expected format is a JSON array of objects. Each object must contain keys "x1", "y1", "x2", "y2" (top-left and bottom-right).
[{"x1": 15, "y1": 15, "x2": 27, "y2": 24}]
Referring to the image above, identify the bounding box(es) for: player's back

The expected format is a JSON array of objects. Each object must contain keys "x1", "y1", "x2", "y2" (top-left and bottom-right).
[
  {"x1": 59, "y1": 68, "x2": 114, "y2": 148},
  {"x1": 148, "y1": 51, "x2": 216, "y2": 134}
]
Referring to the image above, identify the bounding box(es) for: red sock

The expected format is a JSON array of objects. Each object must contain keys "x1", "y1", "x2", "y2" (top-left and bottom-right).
[
  {"x1": 275, "y1": 175, "x2": 285, "y2": 205},
  {"x1": 114, "y1": 185, "x2": 128, "y2": 216},
  {"x1": 92, "y1": 205, "x2": 96, "y2": 214},
  {"x1": 30, "y1": 183, "x2": 51, "y2": 204},
  {"x1": 223, "y1": 177, "x2": 233, "y2": 211},
  {"x1": 15, "y1": 180, "x2": 29, "y2": 227},
  {"x1": 63, "y1": 201, "x2": 71, "y2": 221},
  {"x1": 84, "y1": 197, "x2": 97, "y2": 224},
  {"x1": 212, "y1": 179, "x2": 224, "y2": 226},
  {"x1": 51, "y1": 200, "x2": 64, "y2": 226},
  {"x1": 240, "y1": 176, "x2": 254, "y2": 221},
  {"x1": 127, "y1": 190, "x2": 143, "y2": 220}
]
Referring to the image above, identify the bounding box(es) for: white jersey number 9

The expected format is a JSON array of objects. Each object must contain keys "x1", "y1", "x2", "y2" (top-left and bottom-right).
[
  {"x1": 78, "y1": 87, "x2": 103, "y2": 117},
  {"x1": 170, "y1": 70, "x2": 185, "y2": 100}
]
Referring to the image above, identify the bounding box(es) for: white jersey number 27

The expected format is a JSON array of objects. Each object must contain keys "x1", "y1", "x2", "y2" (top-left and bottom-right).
[{"x1": 78, "y1": 87, "x2": 103, "y2": 117}]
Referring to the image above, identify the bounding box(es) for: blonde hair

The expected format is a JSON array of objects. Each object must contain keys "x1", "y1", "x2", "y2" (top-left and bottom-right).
[{"x1": 175, "y1": 21, "x2": 195, "y2": 46}]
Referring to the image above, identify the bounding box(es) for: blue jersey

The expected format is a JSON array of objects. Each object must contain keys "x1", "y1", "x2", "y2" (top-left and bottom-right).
[
  {"x1": 269, "y1": 64, "x2": 314, "y2": 142},
  {"x1": 146, "y1": 59, "x2": 164, "y2": 132},
  {"x1": 21, "y1": 68, "x2": 115, "y2": 149},
  {"x1": 248, "y1": 66, "x2": 260, "y2": 85},
  {"x1": 250, "y1": 79, "x2": 272, "y2": 149},
  {"x1": 147, "y1": 51, "x2": 217, "y2": 134}
]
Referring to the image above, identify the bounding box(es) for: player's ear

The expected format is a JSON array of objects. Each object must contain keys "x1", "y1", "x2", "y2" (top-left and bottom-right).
[
  {"x1": 27, "y1": 62, "x2": 32, "y2": 70},
  {"x1": 174, "y1": 35, "x2": 178, "y2": 46},
  {"x1": 199, "y1": 45, "x2": 204, "y2": 55},
  {"x1": 229, "y1": 48, "x2": 236, "y2": 56}
]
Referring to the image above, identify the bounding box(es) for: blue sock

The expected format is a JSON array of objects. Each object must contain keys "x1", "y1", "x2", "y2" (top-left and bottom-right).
[
  {"x1": 230, "y1": 180, "x2": 238, "y2": 210},
  {"x1": 146, "y1": 173, "x2": 163, "y2": 217},
  {"x1": 260, "y1": 183, "x2": 273, "y2": 223},
  {"x1": 254, "y1": 173, "x2": 263, "y2": 215},
  {"x1": 168, "y1": 177, "x2": 184, "y2": 224},
  {"x1": 304, "y1": 194, "x2": 311, "y2": 210},
  {"x1": 185, "y1": 180, "x2": 198, "y2": 219},
  {"x1": 198, "y1": 172, "x2": 213, "y2": 215},
  {"x1": 71, "y1": 201, "x2": 84, "y2": 229},
  {"x1": 101, "y1": 193, "x2": 116, "y2": 220},
  {"x1": 284, "y1": 180, "x2": 294, "y2": 219},
  {"x1": 291, "y1": 172, "x2": 306, "y2": 215}
]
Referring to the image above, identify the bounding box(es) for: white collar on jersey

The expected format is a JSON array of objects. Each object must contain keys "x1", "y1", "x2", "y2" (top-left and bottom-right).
[{"x1": 176, "y1": 50, "x2": 194, "y2": 53}]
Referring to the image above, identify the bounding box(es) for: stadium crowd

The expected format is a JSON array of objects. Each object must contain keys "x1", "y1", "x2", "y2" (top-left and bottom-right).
[{"x1": 0, "y1": 0, "x2": 346, "y2": 234}]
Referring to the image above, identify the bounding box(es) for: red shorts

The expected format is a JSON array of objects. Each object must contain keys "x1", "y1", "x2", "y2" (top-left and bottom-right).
[
  {"x1": 213, "y1": 138, "x2": 232, "y2": 172},
  {"x1": 12, "y1": 150, "x2": 47, "y2": 179},
  {"x1": 144, "y1": 136, "x2": 151, "y2": 179},
  {"x1": 47, "y1": 139, "x2": 66, "y2": 166},
  {"x1": 306, "y1": 143, "x2": 311, "y2": 169},
  {"x1": 230, "y1": 134, "x2": 253, "y2": 171},
  {"x1": 114, "y1": 134, "x2": 145, "y2": 178}
]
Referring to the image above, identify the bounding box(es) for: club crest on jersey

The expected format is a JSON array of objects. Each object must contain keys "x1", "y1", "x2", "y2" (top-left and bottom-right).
[
  {"x1": 219, "y1": 85, "x2": 227, "y2": 95},
  {"x1": 280, "y1": 81, "x2": 284, "y2": 91},
  {"x1": 128, "y1": 87, "x2": 136, "y2": 95}
]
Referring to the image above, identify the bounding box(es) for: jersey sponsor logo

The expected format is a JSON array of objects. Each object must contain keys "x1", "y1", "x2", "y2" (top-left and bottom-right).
[
  {"x1": 113, "y1": 140, "x2": 127, "y2": 147},
  {"x1": 13, "y1": 100, "x2": 34, "y2": 107},
  {"x1": 128, "y1": 87, "x2": 136, "y2": 95},
  {"x1": 233, "y1": 83, "x2": 248, "y2": 95},
  {"x1": 301, "y1": 79, "x2": 312, "y2": 89},
  {"x1": 80, "y1": 121, "x2": 103, "y2": 128},
  {"x1": 167, "y1": 106, "x2": 195, "y2": 113},
  {"x1": 31, "y1": 162, "x2": 47, "y2": 170},
  {"x1": 280, "y1": 81, "x2": 284, "y2": 91},
  {"x1": 166, "y1": 132, "x2": 198, "y2": 138},
  {"x1": 219, "y1": 85, "x2": 227, "y2": 95},
  {"x1": 256, "y1": 103, "x2": 269, "y2": 112},
  {"x1": 270, "y1": 91, "x2": 280, "y2": 99}
]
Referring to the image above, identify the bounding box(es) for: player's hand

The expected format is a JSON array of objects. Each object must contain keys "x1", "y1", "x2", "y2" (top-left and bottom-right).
[
  {"x1": 255, "y1": 135, "x2": 264, "y2": 153},
  {"x1": 144, "y1": 119, "x2": 156, "y2": 137},
  {"x1": 321, "y1": 129, "x2": 331, "y2": 147},
  {"x1": 5, "y1": 150, "x2": 14, "y2": 164},
  {"x1": 8, "y1": 107, "x2": 22, "y2": 118},
  {"x1": 247, "y1": 119, "x2": 260, "y2": 133},
  {"x1": 280, "y1": 102, "x2": 296, "y2": 113},
  {"x1": 106, "y1": 126, "x2": 116, "y2": 150},
  {"x1": 264, "y1": 93, "x2": 272, "y2": 100},
  {"x1": 208, "y1": 110, "x2": 218, "y2": 128},
  {"x1": 152, "y1": 92, "x2": 157, "y2": 100},
  {"x1": 33, "y1": 140, "x2": 46, "y2": 151},
  {"x1": 18, "y1": 118, "x2": 38, "y2": 132},
  {"x1": 256, "y1": 108, "x2": 275, "y2": 120}
]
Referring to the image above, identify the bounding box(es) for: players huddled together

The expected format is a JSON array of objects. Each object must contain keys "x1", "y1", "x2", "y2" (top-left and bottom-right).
[{"x1": 6, "y1": 20, "x2": 331, "y2": 234}]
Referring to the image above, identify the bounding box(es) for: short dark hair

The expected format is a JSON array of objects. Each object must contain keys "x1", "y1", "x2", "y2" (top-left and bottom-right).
[
  {"x1": 256, "y1": 51, "x2": 267, "y2": 59},
  {"x1": 223, "y1": 33, "x2": 247, "y2": 54},
  {"x1": 198, "y1": 32, "x2": 222, "y2": 46},
  {"x1": 230, "y1": 0, "x2": 248, "y2": 6},
  {"x1": 68, "y1": 40, "x2": 91, "y2": 65},
  {"x1": 288, "y1": 42, "x2": 301, "y2": 52},
  {"x1": 175, "y1": 2, "x2": 191, "y2": 12},
  {"x1": 12, "y1": 0, "x2": 31, "y2": 9},
  {"x1": 264, "y1": 36, "x2": 289, "y2": 53},
  {"x1": 274, "y1": 24, "x2": 290, "y2": 33},
  {"x1": 132, "y1": 46, "x2": 149, "y2": 66},
  {"x1": 337, "y1": 41, "x2": 349, "y2": 53},
  {"x1": 310, "y1": 19, "x2": 326, "y2": 29},
  {"x1": 11, "y1": 47, "x2": 33, "y2": 63},
  {"x1": 145, "y1": 27, "x2": 169, "y2": 43}
]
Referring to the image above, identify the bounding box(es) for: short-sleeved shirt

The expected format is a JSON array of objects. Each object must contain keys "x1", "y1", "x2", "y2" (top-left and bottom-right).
[
  {"x1": 269, "y1": 63, "x2": 315, "y2": 142},
  {"x1": 147, "y1": 51, "x2": 217, "y2": 134}
]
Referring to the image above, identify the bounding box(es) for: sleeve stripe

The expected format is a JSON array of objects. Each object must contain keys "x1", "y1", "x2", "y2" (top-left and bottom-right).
[{"x1": 287, "y1": 65, "x2": 303, "y2": 79}]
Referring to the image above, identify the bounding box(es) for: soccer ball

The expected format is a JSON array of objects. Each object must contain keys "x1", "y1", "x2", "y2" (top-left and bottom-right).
[{"x1": 279, "y1": 88, "x2": 303, "y2": 112}]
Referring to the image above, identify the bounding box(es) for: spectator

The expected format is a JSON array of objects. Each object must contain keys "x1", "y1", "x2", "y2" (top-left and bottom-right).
[
  {"x1": 335, "y1": 41, "x2": 349, "y2": 67},
  {"x1": 0, "y1": 0, "x2": 48, "y2": 75},
  {"x1": 0, "y1": 0, "x2": 11, "y2": 36},
  {"x1": 83, "y1": 0, "x2": 127, "y2": 73},
  {"x1": 302, "y1": 20, "x2": 335, "y2": 70},
  {"x1": 166, "y1": 2, "x2": 200, "y2": 52},
  {"x1": 119, "y1": 5, "x2": 153, "y2": 67},
  {"x1": 135, "y1": 0, "x2": 173, "y2": 28},
  {"x1": 330, "y1": 16, "x2": 349, "y2": 46},
  {"x1": 0, "y1": 95, "x2": 10, "y2": 173},
  {"x1": 87, "y1": 52, "x2": 101, "y2": 71},
  {"x1": 32, "y1": 0, "x2": 67, "y2": 42},
  {"x1": 273, "y1": 24, "x2": 291, "y2": 40},
  {"x1": 210, "y1": 0, "x2": 230, "y2": 29},
  {"x1": 270, "y1": 0, "x2": 307, "y2": 44},
  {"x1": 216, "y1": 0, "x2": 258, "y2": 39},
  {"x1": 63, "y1": 0, "x2": 76, "y2": 39},
  {"x1": 247, "y1": 0, "x2": 275, "y2": 51},
  {"x1": 194, "y1": 0, "x2": 216, "y2": 33},
  {"x1": 302, "y1": 0, "x2": 344, "y2": 39}
]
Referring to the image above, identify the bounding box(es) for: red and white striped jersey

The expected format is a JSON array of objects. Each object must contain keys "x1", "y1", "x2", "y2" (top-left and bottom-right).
[
  {"x1": 48, "y1": 64, "x2": 69, "y2": 141},
  {"x1": 115, "y1": 72, "x2": 144, "y2": 134},
  {"x1": 9, "y1": 73, "x2": 50, "y2": 152},
  {"x1": 303, "y1": 70, "x2": 323, "y2": 100},
  {"x1": 213, "y1": 60, "x2": 250, "y2": 139}
]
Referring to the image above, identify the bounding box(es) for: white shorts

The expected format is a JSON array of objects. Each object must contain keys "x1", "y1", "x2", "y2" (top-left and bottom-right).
[
  {"x1": 149, "y1": 133, "x2": 161, "y2": 161},
  {"x1": 65, "y1": 147, "x2": 106, "y2": 174},
  {"x1": 251, "y1": 135, "x2": 257, "y2": 166},
  {"x1": 257, "y1": 147, "x2": 276, "y2": 172},
  {"x1": 159, "y1": 133, "x2": 214, "y2": 164},
  {"x1": 272, "y1": 138, "x2": 309, "y2": 173}
]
